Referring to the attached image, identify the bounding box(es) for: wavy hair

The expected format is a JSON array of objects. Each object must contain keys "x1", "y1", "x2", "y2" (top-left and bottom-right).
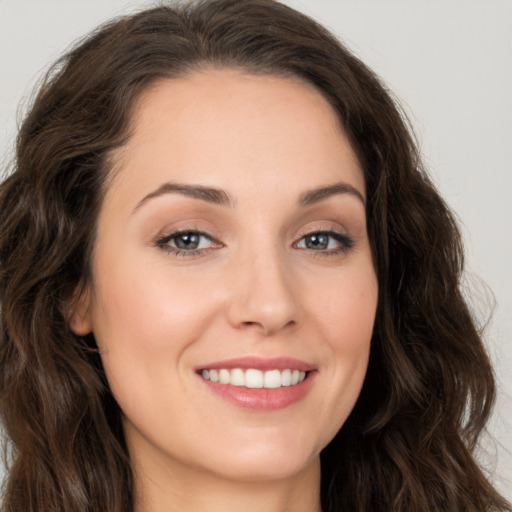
[{"x1": 0, "y1": 1, "x2": 509, "y2": 510}]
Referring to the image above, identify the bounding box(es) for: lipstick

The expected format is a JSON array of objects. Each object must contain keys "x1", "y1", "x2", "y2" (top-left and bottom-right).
[{"x1": 196, "y1": 357, "x2": 316, "y2": 410}]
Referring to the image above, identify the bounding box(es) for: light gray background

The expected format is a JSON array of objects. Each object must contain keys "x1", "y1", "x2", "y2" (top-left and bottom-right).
[{"x1": 1, "y1": 0, "x2": 511, "y2": 502}]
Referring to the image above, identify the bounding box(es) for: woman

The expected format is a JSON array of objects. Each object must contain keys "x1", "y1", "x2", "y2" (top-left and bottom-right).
[{"x1": 0, "y1": 1, "x2": 509, "y2": 511}]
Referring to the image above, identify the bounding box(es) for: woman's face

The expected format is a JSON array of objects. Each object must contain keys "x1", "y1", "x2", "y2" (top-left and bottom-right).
[{"x1": 71, "y1": 69, "x2": 378, "y2": 484}]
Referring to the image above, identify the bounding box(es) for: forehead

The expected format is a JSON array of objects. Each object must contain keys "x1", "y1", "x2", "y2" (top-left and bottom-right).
[{"x1": 106, "y1": 68, "x2": 364, "y2": 207}]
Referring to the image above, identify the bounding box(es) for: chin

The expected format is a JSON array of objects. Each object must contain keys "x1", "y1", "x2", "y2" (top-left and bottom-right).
[{"x1": 195, "y1": 433, "x2": 323, "y2": 483}]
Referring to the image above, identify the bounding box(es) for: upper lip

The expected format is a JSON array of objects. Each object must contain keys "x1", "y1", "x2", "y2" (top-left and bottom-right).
[{"x1": 196, "y1": 356, "x2": 316, "y2": 372}]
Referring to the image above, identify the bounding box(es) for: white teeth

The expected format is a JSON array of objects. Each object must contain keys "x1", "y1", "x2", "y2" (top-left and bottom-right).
[
  {"x1": 219, "y1": 369, "x2": 230, "y2": 384},
  {"x1": 245, "y1": 369, "x2": 264, "y2": 388},
  {"x1": 263, "y1": 369, "x2": 281, "y2": 389},
  {"x1": 281, "y1": 369, "x2": 292, "y2": 386},
  {"x1": 200, "y1": 368, "x2": 308, "y2": 388},
  {"x1": 230, "y1": 368, "x2": 245, "y2": 387}
]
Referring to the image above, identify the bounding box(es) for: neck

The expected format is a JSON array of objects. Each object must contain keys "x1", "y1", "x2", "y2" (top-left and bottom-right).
[{"x1": 132, "y1": 453, "x2": 322, "y2": 512}]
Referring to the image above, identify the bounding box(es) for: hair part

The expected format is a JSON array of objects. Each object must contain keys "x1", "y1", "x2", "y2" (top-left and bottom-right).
[{"x1": 0, "y1": 1, "x2": 510, "y2": 510}]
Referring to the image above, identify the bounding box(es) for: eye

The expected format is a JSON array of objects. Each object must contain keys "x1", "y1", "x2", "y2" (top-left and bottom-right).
[
  {"x1": 156, "y1": 230, "x2": 218, "y2": 255},
  {"x1": 295, "y1": 231, "x2": 354, "y2": 253}
]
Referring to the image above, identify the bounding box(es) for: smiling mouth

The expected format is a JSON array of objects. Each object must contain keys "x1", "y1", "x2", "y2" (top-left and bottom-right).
[{"x1": 200, "y1": 368, "x2": 307, "y2": 389}]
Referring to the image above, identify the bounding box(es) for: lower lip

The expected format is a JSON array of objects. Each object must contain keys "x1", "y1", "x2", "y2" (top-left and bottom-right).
[{"x1": 199, "y1": 372, "x2": 315, "y2": 411}]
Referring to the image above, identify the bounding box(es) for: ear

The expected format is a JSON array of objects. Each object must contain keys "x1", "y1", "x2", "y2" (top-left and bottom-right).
[{"x1": 66, "y1": 285, "x2": 93, "y2": 336}]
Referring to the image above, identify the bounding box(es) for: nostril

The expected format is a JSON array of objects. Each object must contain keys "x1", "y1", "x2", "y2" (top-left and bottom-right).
[{"x1": 237, "y1": 318, "x2": 296, "y2": 335}]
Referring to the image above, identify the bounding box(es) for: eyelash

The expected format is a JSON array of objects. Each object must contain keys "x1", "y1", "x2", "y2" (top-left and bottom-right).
[
  {"x1": 294, "y1": 230, "x2": 355, "y2": 256},
  {"x1": 155, "y1": 229, "x2": 354, "y2": 257},
  {"x1": 155, "y1": 229, "x2": 220, "y2": 257}
]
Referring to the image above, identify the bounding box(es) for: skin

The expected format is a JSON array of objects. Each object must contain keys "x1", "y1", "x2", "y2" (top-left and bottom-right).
[{"x1": 70, "y1": 69, "x2": 378, "y2": 512}]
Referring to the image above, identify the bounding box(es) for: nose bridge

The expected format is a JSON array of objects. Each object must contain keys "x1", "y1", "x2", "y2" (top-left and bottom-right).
[{"x1": 227, "y1": 237, "x2": 297, "y2": 335}]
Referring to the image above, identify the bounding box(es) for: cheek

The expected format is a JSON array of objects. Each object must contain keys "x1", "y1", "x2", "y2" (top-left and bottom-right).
[
  {"x1": 328, "y1": 269, "x2": 377, "y2": 382},
  {"x1": 91, "y1": 255, "x2": 216, "y2": 351},
  {"x1": 306, "y1": 267, "x2": 377, "y2": 440},
  {"x1": 89, "y1": 252, "x2": 230, "y2": 409},
  {"x1": 90, "y1": 264, "x2": 214, "y2": 423},
  {"x1": 309, "y1": 263, "x2": 378, "y2": 348}
]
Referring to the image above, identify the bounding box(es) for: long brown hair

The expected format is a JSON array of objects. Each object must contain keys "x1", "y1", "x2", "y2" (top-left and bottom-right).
[{"x1": 0, "y1": 1, "x2": 509, "y2": 510}]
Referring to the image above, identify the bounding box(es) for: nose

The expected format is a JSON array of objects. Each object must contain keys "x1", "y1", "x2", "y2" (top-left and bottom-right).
[{"x1": 226, "y1": 248, "x2": 298, "y2": 336}]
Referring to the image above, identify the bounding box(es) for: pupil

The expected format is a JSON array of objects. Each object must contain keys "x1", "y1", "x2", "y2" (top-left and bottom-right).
[
  {"x1": 306, "y1": 234, "x2": 328, "y2": 250},
  {"x1": 176, "y1": 233, "x2": 199, "y2": 250}
]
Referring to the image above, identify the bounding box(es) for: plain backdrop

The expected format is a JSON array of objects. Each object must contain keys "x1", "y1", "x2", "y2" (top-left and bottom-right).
[{"x1": 1, "y1": 0, "x2": 511, "y2": 502}]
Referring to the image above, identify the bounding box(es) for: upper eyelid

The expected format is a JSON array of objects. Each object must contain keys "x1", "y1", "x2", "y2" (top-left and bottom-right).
[
  {"x1": 160, "y1": 227, "x2": 210, "y2": 237},
  {"x1": 295, "y1": 230, "x2": 352, "y2": 243},
  {"x1": 298, "y1": 229, "x2": 346, "y2": 238},
  {"x1": 294, "y1": 228, "x2": 355, "y2": 251},
  {"x1": 156, "y1": 229, "x2": 216, "y2": 244},
  {"x1": 153, "y1": 222, "x2": 354, "y2": 248},
  {"x1": 155, "y1": 231, "x2": 221, "y2": 257},
  {"x1": 155, "y1": 225, "x2": 350, "y2": 240},
  {"x1": 295, "y1": 225, "x2": 348, "y2": 239},
  {"x1": 156, "y1": 224, "x2": 214, "y2": 239},
  {"x1": 299, "y1": 226, "x2": 344, "y2": 234}
]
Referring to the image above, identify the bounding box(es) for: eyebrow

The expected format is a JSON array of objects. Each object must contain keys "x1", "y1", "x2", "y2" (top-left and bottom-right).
[
  {"x1": 133, "y1": 179, "x2": 365, "y2": 212},
  {"x1": 134, "y1": 183, "x2": 234, "y2": 211},
  {"x1": 299, "y1": 182, "x2": 365, "y2": 206}
]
